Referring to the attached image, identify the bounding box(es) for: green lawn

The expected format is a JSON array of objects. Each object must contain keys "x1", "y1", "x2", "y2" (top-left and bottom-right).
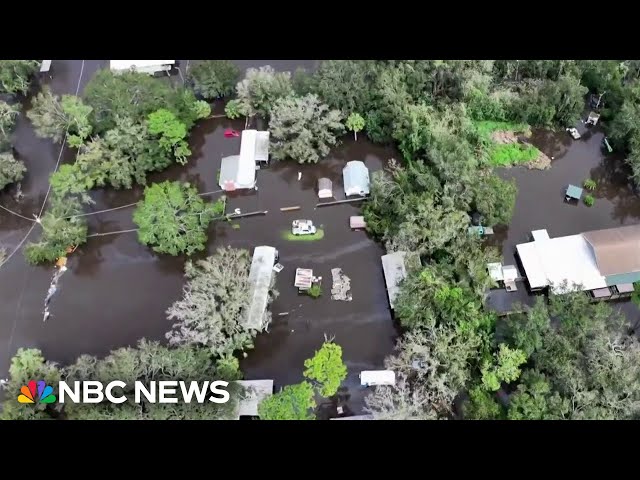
[
  {"x1": 474, "y1": 120, "x2": 539, "y2": 167},
  {"x1": 282, "y1": 229, "x2": 325, "y2": 241},
  {"x1": 489, "y1": 143, "x2": 539, "y2": 167}
]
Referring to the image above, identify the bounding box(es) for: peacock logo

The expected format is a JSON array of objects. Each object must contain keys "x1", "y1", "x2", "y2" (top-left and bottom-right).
[{"x1": 18, "y1": 380, "x2": 57, "y2": 404}]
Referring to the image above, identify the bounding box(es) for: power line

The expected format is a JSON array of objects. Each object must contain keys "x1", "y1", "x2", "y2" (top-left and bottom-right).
[
  {"x1": 0, "y1": 60, "x2": 86, "y2": 272},
  {"x1": 87, "y1": 228, "x2": 138, "y2": 238},
  {"x1": 0, "y1": 204, "x2": 37, "y2": 223},
  {"x1": 0, "y1": 223, "x2": 37, "y2": 269}
]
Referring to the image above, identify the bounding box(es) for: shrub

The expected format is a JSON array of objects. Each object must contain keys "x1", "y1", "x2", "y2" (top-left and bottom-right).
[{"x1": 584, "y1": 194, "x2": 595, "y2": 207}]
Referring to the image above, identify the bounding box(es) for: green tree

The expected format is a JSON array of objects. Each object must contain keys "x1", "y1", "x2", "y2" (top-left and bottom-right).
[
  {"x1": 0, "y1": 348, "x2": 62, "y2": 420},
  {"x1": 0, "y1": 152, "x2": 26, "y2": 190},
  {"x1": 84, "y1": 69, "x2": 201, "y2": 133},
  {"x1": 63, "y1": 340, "x2": 243, "y2": 420},
  {"x1": 24, "y1": 195, "x2": 88, "y2": 264},
  {"x1": 147, "y1": 109, "x2": 191, "y2": 164},
  {"x1": 507, "y1": 370, "x2": 570, "y2": 420},
  {"x1": 188, "y1": 60, "x2": 240, "y2": 100},
  {"x1": 345, "y1": 112, "x2": 366, "y2": 141},
  {"x1": 303, "y1": 342, "x2": 347, "y2": 397},
  {"x1": 166, "y1": 247, "x2": 275, "y2": 356},
  {"x1": 269, "y1": 94, "x2": 345, "y2": 164},
  {"x1": 0, "y1": 100, "x2": 20, "y2": 143},
  {"x1": 192, "y1": 100, "x2": 211, "y2": 120},
  {"x1": 503, "y1": 298, "x2": 550, "y2": 357},
  {"x1": 471, "y1": 173, "x2": 517, "y2": 226},
  {"x1": 236, "y1": 66, "x2": 293, "y2": 117},
  {"x1": 224, "y1": 99, "x2": 243, "y2": 119},
  {"x1": 464, "y1": 386, "x2": 503, "y2": 419},
  {"x1": 257, "y1": 381, "x2": 316, "y2": 420},
  {"x1": 0, "y1": 60, "x2": 40, "y2": 95},
  {"x1": 27, "y1": 88, "x2": 93, "y2": 144},
  {"x1": 481, "y1": 344, "x2": 527, "y2": 392},
  {"x1": 133, "y1": 181, "x2": 221, "y2": 256}
]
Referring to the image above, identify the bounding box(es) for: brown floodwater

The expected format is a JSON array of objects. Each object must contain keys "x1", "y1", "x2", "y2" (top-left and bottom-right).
[
  {"x1": 0, "y1": 60, "x2": 396, "y2": 416},
  {"x1": 2, "y1": 61, "x2": 639, "y2": 416},
  {"x1": 486, "y1": 119, "x2": 640, "y2": 324}
]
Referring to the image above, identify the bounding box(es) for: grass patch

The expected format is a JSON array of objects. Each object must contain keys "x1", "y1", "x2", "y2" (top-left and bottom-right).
[
  {"x1": 306, "y1": 284, "x2": 322, "y2": 298},
  {"x1": 474, "y1": 120, "x2": 531, "y2": 139},
  {"x1": 489, "y1": 143, "x2": 539, "y2": 167},
  {"x1": 231, "y1": 223, "x2": 240, "y2": 229},
  {"x1": 282, "y1": 229, "x2": 325, "y2": 241},
  {"x1": 584, "y1": 194, "x2": 595, "y2": 207}
]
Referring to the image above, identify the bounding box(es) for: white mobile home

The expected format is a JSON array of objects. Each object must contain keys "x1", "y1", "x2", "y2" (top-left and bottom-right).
[
  {"x1": 244, "y1": 246, "x2": 277, "y2": 330},
  {"x1": 381, "y1": 251, "x2": 407, "y2": 309},
  {"x1": 110, "y1": 60, "x2": 175, "y2": 75},
  {"x1": 360, "y1": 370, "x2": 396, "y2": 387}
]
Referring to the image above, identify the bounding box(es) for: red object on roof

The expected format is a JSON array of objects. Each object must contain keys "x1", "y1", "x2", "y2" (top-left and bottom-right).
[{"x1": 224, "y1": 129, "x2": 239, "y2": 138}]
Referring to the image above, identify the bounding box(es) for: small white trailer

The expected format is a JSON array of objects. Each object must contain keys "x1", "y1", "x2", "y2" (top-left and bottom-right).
[{"x1": 360, "y1": 370, "x2": 396, "y2": 387}]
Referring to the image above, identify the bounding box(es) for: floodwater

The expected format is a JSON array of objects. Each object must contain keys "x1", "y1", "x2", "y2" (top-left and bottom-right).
[
  {"x1": 486, "y1": 119, "x2": 640, "y2": 323},
  {"x1": 2, "y1": 61, "x2": 639, "y2": 417},
  {"x1": 0, "y1": 60, "x2": 395, "y2": 416}
]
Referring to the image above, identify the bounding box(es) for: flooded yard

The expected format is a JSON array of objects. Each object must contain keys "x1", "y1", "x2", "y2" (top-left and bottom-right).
[
  {"x1": 487, "y1": 120, "x2": 640, "y2": 323},
  {"x1": 0, "y1": 60, "x2": 396, "y2": 415}
]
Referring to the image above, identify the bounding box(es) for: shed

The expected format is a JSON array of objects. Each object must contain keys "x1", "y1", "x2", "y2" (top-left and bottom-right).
[
  {"x1": 110, "y1": 60, "x2": 175, "y2": 75},
  {"x1": 234, "y1": 379, "x2": 274, "y2": 418},
  {"x1": 294, "y1": 268, "x2": 314, "y2": 290},
  {"x1": 565, "y1": 184, "x2": 583, "y2": 201},
  {"x1": 244, "y1": 246, "x2": 277, "y2": 330},
  {"x1": 381, "y1": 251, "x2": 407, "y2": 309},
  {"x1": 360, "y1": 370, "x2": 396, "y2": 386},
  {"x1": 219, "y1": 154, "x2": 256, "y2": 191},
  {"x1": 318, "y1": 178, "x2": 333, "y2": 199},
  {"x1": 40, "y1": 60, "x2": 52, "y2": 73},
  {"x1": 487, "y1": 262, "x2": 503, "y2": 282},
  {"x1": 502, "y1": 265, "x2": 518, "y2": 292},
  {"x1": 531, "y1": 229, "x2": 550, "y2": 242},
  {"x1": 343, "y1": 161, "x2": 370, "y2": 197},
  {"x1": 350, "y1": 216, "x2": 366, "y2": 229}
]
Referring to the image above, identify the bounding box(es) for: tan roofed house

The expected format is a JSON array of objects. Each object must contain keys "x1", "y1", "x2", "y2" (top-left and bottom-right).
[{"x1": 582, "y1": 224, "x2": 640, "y2": 276}]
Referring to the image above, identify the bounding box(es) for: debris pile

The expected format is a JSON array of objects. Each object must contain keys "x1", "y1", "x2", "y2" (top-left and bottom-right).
[{"x1": 331, "y1": 268, "x2": 352, "y2": 301}]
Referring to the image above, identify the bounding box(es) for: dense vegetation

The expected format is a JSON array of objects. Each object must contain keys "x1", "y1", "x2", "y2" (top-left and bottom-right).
[
  {"x1": 23, "y1": 69, "x2": 211, "y2": 264},
  {"x1": 258, "y1": 341, "x2": 347, "y2": 420},
  {"x1": 133, "y1": 181, "x2": 223, "y2": 256},
  {"x1": 5, "y1": 60, "x2": 640, "y2": 421}
]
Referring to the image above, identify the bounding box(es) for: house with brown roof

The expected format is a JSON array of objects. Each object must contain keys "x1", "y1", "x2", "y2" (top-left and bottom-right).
[{"x1": 516, "y1": 225, "x2": 640, "y2": 300}]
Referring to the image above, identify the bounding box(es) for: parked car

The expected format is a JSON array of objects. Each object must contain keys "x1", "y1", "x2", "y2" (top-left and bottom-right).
[
  {"x1": 291, "y1": 220, "x2": 317, "y2": 236},
  {"x1": 566, "y1": 127, "x2": 581, "y2": 140}
]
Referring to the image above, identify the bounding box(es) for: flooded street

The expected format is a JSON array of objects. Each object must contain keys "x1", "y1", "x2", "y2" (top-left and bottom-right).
[
  {"x1": 0, "y1": 60, "x2": 395, "y2": 415},
  {"x1": 2, "y1": 60, "x2": 640, "y2": 416}
]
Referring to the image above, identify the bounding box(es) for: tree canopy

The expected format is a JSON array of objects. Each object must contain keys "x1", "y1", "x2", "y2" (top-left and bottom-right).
[
  {"x1": 188, "y1": 60, "x2": 240, "y2": 100},
  {"x1": 257, "y1": 381, "x2": 316, "y2": 420},
  {"x1": 166, "y1": 247, "x2": 276, "y2": 356},
  {"x1": 303, "y1": 341, "x2": 347, "y2": 397},
  {"x1": 0, "y1": 152, "x2": 26, "y2": 190},
  {"x1": 269, "y1": 94, "x2": 345, "y2": 164},
  {"x1": 133, "y1": 181, "x2": 223, "y2": 256},
  {"x1": 235, "y1": 66, "x2": 293, "y2": 118}
]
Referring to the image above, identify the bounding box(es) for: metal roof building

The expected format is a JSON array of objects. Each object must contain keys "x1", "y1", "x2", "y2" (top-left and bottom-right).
[
  {"x1": 318, "y1": 178, "x2": 333, "y2": 199},
  {"x1": 243, "y1": 246, "x2": 277, "y2": 330},
  {"x1": 234, "y1": 379, "x2": 274, "y2": 418},
  {"x1": 516, "y1": 225, "x2": 640, "y2": 294},
  {"x1": 110, "y1": 60, "x2": 175, "y2": 75},
  {"x1": 381, "y1": 251, "x2": 407, "y2": 309},
  {"x1": 343, "y1": 161, "x2": 370, "y2": 197}
]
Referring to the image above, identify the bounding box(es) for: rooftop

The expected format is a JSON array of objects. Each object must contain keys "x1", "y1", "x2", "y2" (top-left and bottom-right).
[
  {"x1": 244, "y1": 246, "x2": 276, "y2": 330},
  {"x1": 234, "y1": 379, "x2": 274, "y2": 418}
]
